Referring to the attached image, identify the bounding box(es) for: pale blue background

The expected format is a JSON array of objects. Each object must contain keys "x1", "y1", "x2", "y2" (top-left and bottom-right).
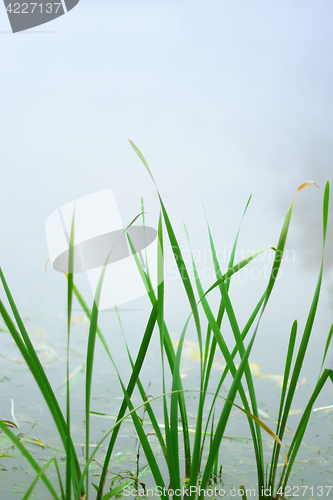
[{"x1": 1, "y1": 0, "x2": 333, "y2": 372}]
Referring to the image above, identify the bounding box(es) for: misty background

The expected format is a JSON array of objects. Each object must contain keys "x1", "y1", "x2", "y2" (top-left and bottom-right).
[{"x1": 1, "y1": 0, "x2": 333, "y2": 377}]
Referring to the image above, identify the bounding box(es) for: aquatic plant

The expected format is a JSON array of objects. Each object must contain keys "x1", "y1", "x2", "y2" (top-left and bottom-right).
[{"x1": 0, "y1": 141, "x2": 332, "y2": 500}]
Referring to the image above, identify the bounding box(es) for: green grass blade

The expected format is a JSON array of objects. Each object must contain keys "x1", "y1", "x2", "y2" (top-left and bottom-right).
[
  {"x1": 156, "y1": 211, "x2": 179, "y2": 486},
  {"x1": 279, "y1": 369, "x2": 333, "y2": 495},
  {"x1": 170, "y1": 313, "x2": 192, "y2": 491},
  {"x1": 202, "y1": 196, "x2": 251, "y2": 384},
  {"x1": 201, "y1": 248, "x2": 272, "y2": 301},
  {"x1": 85, "y1": 213, "x2": 144, "y2": 498},
  {"x1": 0, "y1": 421, "x2": 60, "y2": 500},
  {"x1": 184, "y1": 227, "x2": 264, "y2": 492},
  {"x1": 101, "y1": 478, "x2": 133, "y2": 500},
  {"x1": 319, "y1": 324, "x2": 333, "y2": 377},
  {"x1": 128, "y1": 138, "x2": 202, "y2": 372},
  {"x1": 199, "y1": 290, "x2": 266, "y2": 465},
  {"x1": 23, "y1": 456, "x2": 65, "y2": 500},
  {"x1": 0, "y1": 269, "x2": 83, "y2": 494},
  {"x1": 271, "y1": 182, "x2": 329, "y2": 490},
  {"x1": 66, "y1": 207, "x2": 75, "y2": 500},
  {"x1": 269, "y1": 320, "x2": 297, "y2": 488},
  {"x1": 95, "y1": 303, "x2": 162, "y2": 500},
  {"x1": 127, "y1": 223, "x2": 192, "y2": 477},
  {"x1": 159, "y1": 195, "x2": 203, "y2": 371},
  {"x1": 199, "y1": 329, "x2": 257, "y2": 495},
  {"x1": 115, "y1": 306, "x2": 167, "y2": 457},
  {"x1": 263, "y1": 181, "x2": 318, "y2": 309}
]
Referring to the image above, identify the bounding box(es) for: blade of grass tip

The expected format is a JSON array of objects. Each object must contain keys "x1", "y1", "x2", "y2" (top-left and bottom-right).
[
  {"x1": 85, "y1": 212, "x2": 144, "y2": 498},
  {"x1": 200, "y1": 199, "x2": 255, "y2": 460},
  {"x1": 115, "y1": 305, "x2": 167, "y2": 457},
  {"x1": 100, "y1": 483, "x2": 129, "y2": 500},
  {"x1": 128, "y1": 138, "x2": 155, "y2": 184},
  {"x1": 128, "y1": 138, "x2": 203, "y2": 374},
  {"x1": 126, "y1": 232, "x2": 153, "y2": 301},
  {"x1": 269, "y1": 320, "x2": 297, "y2": 489},
  {"x1": 255, "y1": 180, "x2": 320, "y2": 494},
  {"x1": 271, "y1": 181, "x2": 328, "y2": 490},
  {"x1": 201, "y1": 247, "x2": 272, "y2": 302},
  {"x1": 0, "y1": 269, "x2": 83, "y2": 494},
  {"x1": 0, "y1": 421, "x2": 60, "y2": 500},
  {"x1": 141, "y1": 197, "x2": 152, "y2": 285},
  {"x1": 66, "y1": 206, "x2": 76, "y2": 500},
  {"x1": 127, "y1": 148, "x2": 192, "y2": 476},
  {"x1": 263, "y1": 181, "x2": 318, "y2": 310},
  {"x1": 23, "y1": 456, "x2": 65, "y2": 500},
  {"x1": 240, "y1": 485, "x2": 247, "y2": 500},
  {"x1": 202, "y1": 195, "x2": 252, "y2": 374},
  {"x1": 202, "y1": 209, "x2": 264, "y2": 458},
  {"x1": 100, "y1": 478, "x2": 133, "y2": 500},
  {"x1": 319, "y1": 324, "x2": 333, "y2": 377},
  {"x1": 278, "y1": 369, "x2": 333, "y2": 496},
  {"x1": 159, "y1": 196, "x2": 203, "y2": 367},
  {"x1": 203, "y1": 194, "x2": 252, "y2": 292}
]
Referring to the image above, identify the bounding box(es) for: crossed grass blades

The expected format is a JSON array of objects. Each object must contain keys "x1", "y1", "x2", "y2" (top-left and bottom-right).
[{"x1": 0, "y1": 141, "x2": 332, "y2": 500}]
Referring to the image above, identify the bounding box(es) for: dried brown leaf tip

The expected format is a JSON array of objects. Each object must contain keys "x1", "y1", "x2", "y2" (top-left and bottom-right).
[{"x1": 296, "y1": 180, "x2": 319, "y2": 193}]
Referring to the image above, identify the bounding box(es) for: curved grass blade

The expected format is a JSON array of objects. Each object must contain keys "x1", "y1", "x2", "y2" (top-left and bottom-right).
[
  {"x1": 127, "y1": 223, "x2": 191, "y2": 477},
  {"x1": 269, "y1": 181, "x2": 329, "y2": 492},
  {"x1": 0, "y1": 270, "x2": 83, "y2": 495},
  {"x1": 66, "y1": 207, "x2": 75, "y2": 500},
  {"x1": 0, "y1": 420, "x2": 60, "y2": 500},
  {"x1": 269, "y1": 320, "x2": 297, "y2": 488},
  {"x1": 22, "y1": 456, "x2": 65, "y2": 500},
  {"x1": 69, "y1": 279, "x2": 163, "y2": 499},
  {"x1": 115, "y1": 305, "x2": 166, "y2": 457},
  {"x1": 278, "y1": 369, "x2": 333, "y2": 496},
  {"x1": 184, "y1": 227, "x2": 264, "y2": 493},
  {"x1": 319, "y1": 324, "x2": 333, "y2": 377},
  {"x1": 170, "y1": 313, "x2": 192, "y2": 491},
  {"x1": 199, "y1": 290, "x2": 266, "y2": 466},
  {"x1": 128, "y1": 138, "x2": 203, "y2": 373},
  {"x1": 84, "y1": 212, "x2": 144, "y2": 498},
  {"x1": 156, "y1": 211, "x2": 180, "y2": 488},
  {"x1": 201, "y1": 248, "x2": 273, "y2": 302},
  {"x1": 94, "y1": 303, "x2": 167, "y2": 500}
]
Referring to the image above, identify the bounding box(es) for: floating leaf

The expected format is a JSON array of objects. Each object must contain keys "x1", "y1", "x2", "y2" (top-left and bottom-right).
[{"x1": 288, "y1": 409, "x2": 302, "y2": 416}]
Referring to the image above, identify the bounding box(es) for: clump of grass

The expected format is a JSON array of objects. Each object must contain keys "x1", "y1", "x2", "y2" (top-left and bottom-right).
[{"x1": 0, "y1": 141, "x2": 332, "y2": 500}]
